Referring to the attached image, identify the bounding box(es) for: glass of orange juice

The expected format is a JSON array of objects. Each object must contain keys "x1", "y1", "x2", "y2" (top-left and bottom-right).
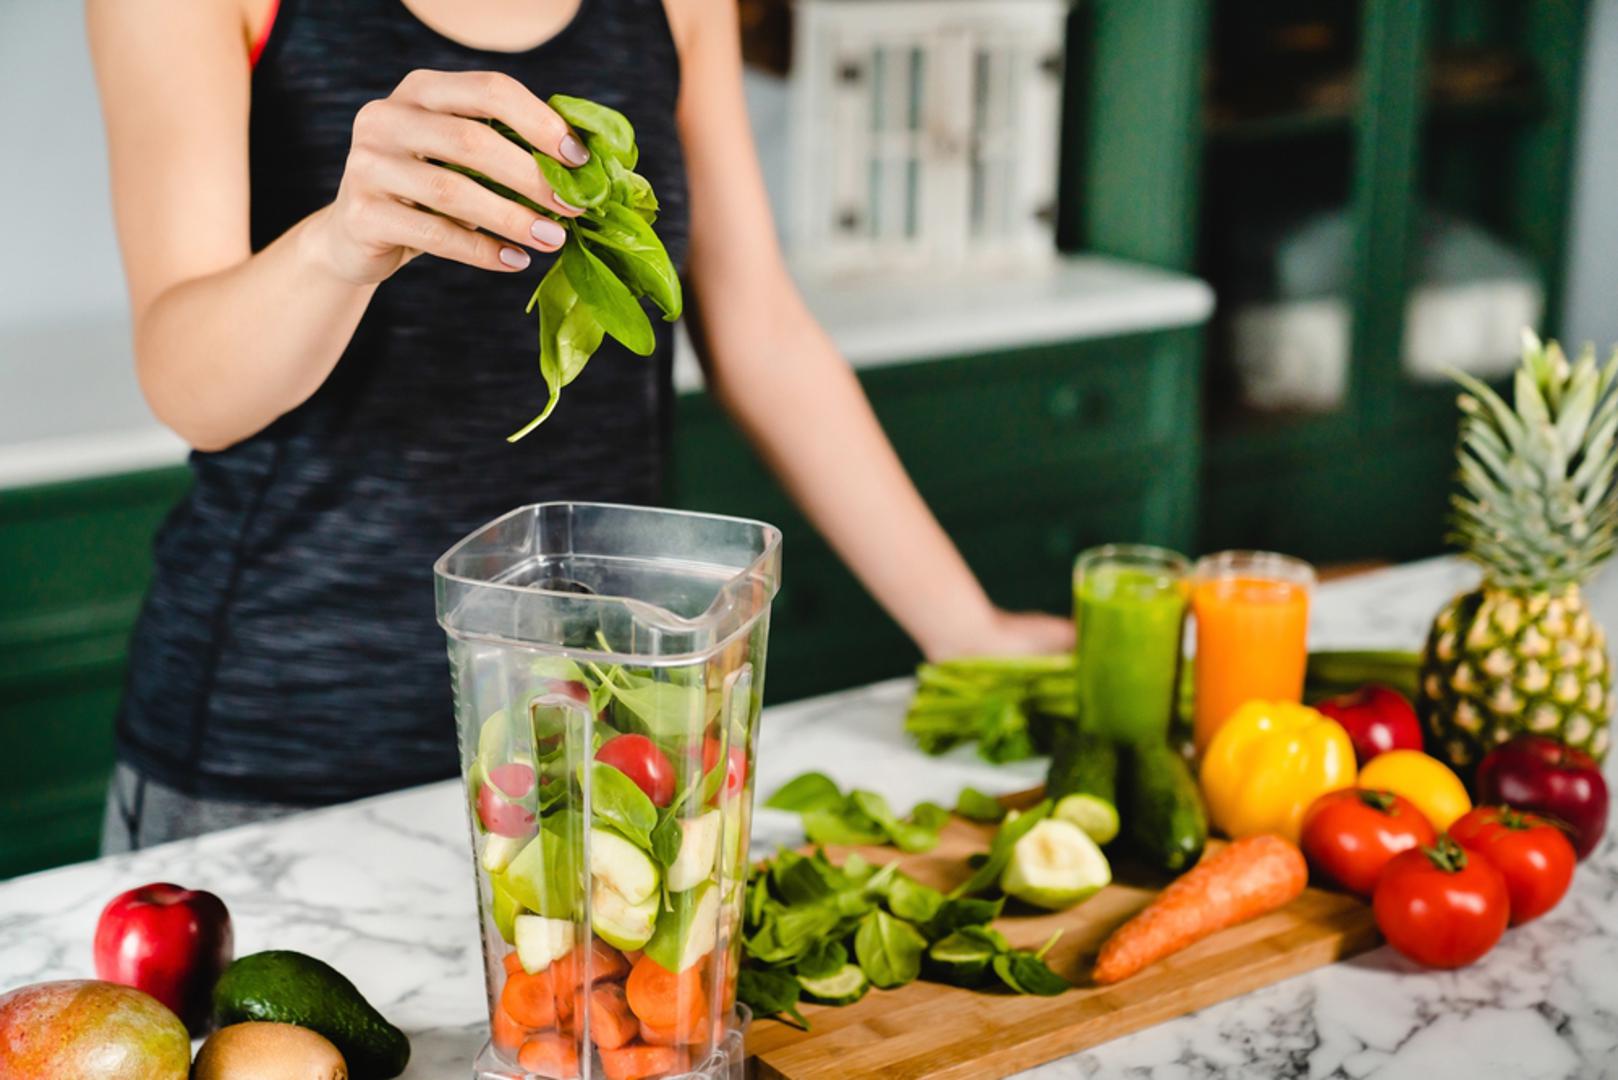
[{"x1": 1191, "y1": 550, "x2": 1315, "y2": 752}]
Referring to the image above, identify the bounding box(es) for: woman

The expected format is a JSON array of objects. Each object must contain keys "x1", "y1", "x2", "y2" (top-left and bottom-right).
[{"x1": 87, "y1": 0, "x2": 1072, "y2": 851}]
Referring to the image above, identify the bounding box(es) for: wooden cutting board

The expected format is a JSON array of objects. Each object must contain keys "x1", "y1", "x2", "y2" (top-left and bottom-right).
[{"x1": 744, "y1": 790, "x2": 1380, "y2": 1080}]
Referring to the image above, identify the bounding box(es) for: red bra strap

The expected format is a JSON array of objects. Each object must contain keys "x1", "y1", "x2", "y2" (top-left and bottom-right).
[{"x1": 249, "y1": 0, "x2": 282, "y2": 68}]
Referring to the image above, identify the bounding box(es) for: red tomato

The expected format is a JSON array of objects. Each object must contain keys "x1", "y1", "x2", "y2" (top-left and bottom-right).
[
  {"x1": 1300, "y1": 788, "x2": 1438, "y2": 897},
  {"x1": 702, "y1": 737, "x2": 747, "y2": 800},
  {"x1": 596, "y1": 735, "x2": 675, "y2": 806},
  {"x1": 1373, "y1": 836, "x2": 1509, "y2": 968},
  {"x1": 1449, "y1": 806, "x2": 1576, "y2": 925}
]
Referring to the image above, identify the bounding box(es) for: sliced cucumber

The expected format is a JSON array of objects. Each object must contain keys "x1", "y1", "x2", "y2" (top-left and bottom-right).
[
  {"x1": 666, "y1": 810, "x2": 722, "y2": 892},
  {"x1": 591, "y1": 878, "x2": 659, "y2": 951},
  {"x1": 926, "y1": 930, "x2": 998, "y2": 984},
  {"x1": 797, "y1": 964, "x2": 870, "y2": 1006},
  {"x1": 1000, "y1": 818, "x2": 1111, "y2": 911},
  {"x1": 1053, "y1": 794, "x2": 1120, "y2": 846},
  {"x1": 515, "y1": 915, "x2": 576, "y2": 973},
  {"x1": 589, "y1": 828, "x2": 660, "y2": 905},
  {"x1": 645, "y1": 879, "x2": 719, "y2": 973}
]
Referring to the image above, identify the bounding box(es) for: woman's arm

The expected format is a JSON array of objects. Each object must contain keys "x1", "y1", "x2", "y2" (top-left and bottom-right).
[
  {"x1": 668, "y1": 0, "x2": 1073, "y2": 660},
  {"x1": 86, "y1": 0, "x2": 592, "y2": 451}
]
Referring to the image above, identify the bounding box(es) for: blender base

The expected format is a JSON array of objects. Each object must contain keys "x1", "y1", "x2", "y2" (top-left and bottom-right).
[{"x1": 472, "y1": 1005, "x2": 752, "y2": 1080}]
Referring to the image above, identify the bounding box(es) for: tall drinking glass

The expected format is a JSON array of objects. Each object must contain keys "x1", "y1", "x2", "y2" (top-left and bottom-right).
[
  {"x1": 1192, "y1": 550, "x2": 1315, "y2": 752},
  {"x1": 436, "y1": 503, "x2": 781, "y2": 1080},
  {"x1": 1073, "y1": 545, "x2": 1191, "y2": 744}
]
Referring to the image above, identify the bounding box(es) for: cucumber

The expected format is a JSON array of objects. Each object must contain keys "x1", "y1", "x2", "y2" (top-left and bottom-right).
[
  {"x1": 926, "y1": 929, "x2": 1001, "y2": 985},
  {"x1": 797, "y1": 964, "x2": 870, "y2": 1006},
  {"x1": 1305, "y1": 650, "x2": 1422, "y2": 703},
  {"x1": 1044, "y1": 728, "x2": 1119, "y2": 843},
  {"x1": 1126, "y1": 742, "x2": 1207, "y2": 873}
]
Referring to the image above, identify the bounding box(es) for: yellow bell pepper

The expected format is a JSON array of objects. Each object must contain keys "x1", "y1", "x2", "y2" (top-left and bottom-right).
[
  {"x1": 1357, "y1": 750, "x2": 1471, "y2": 831},
  {"x1": 1199, "y1": 700, "x2": 1358, "y2": 843}
]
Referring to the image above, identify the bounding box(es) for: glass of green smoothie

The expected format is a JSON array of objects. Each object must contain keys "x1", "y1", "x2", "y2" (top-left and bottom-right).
[{"x1": 1073, "y1": 544, "x2": 1191, "y2": 744}]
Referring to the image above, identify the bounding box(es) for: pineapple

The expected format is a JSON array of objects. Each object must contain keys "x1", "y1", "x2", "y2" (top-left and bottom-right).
[{"x1": 1421, "y1": 331, "x2": 1616, "y2": 770}]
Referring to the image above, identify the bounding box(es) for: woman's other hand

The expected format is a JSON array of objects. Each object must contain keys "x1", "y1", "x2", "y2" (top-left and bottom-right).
[
  {"x1": 925, "y1": 609, "x2": 1075, "y2": 662},
  {"x1": 309, "y1": 69, "x2": 588, "y2": 284}
]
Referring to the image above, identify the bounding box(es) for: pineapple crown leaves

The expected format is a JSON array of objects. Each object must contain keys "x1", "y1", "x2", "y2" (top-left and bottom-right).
[{"x1": 1448, "y1": 330, "x2": 1618, "y2": 591}]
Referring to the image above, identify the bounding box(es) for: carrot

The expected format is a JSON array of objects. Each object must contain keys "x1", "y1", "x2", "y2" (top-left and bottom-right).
[
  {"x1": 549, "y1": 937, "x2": 628, "y2": 991},
  {"x1": 638, "y1": 1014, "x2": 711, "y2": 1047},
  {"x1": 599, "y1": 1044, "x2": 685, "y2": 1080},
  {"x1": 622, "y1": 949, "x2": 644, "y2": 965},
  {"x1": 624, "y1": 954, "x2": 708, "y2": 1037},
  {"x1": 589, "y1": 984, "x2": 639, "y2": 1050},
  {"x1": 491, "y1": 1001, "x2": 530, "y2": 1055},
  {"x1": 1093, "y1": 834, "x2": 1307, "y2": 984},
  {"x1": 502, "y1": 969, "x2": 560, "y2": 1028},
  {"x1": 502, "y1": 951, "x2": 525, "y2": 977},
  {"x1": 517, "y1": 1032, "x2": 579, "y2": 1079}
]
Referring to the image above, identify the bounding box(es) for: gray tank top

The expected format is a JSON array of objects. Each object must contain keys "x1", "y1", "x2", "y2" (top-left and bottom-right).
[{"x1": 116, "y1": 0, "x2": 689, "y2": 804}]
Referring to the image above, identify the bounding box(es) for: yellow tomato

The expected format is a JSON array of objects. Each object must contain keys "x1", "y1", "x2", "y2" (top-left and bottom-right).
[{"x1": 1357, "y1": 749, "x2": 1472, "y2": 831}]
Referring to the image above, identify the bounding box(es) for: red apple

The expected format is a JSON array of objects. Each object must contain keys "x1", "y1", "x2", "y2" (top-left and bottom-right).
[
  {"x1": 93, "y1": 883, "x2": 233, "y2": 1034},
  {"x1": 0, "y1": 980, "x2": 189, "y2": 1079},
  {"x1": 1314, "y1": 684, "x2": 1424, "y2": 765},
  {"x1": 1476, "y1": 735, "x2": 1609, "y2": 859}
]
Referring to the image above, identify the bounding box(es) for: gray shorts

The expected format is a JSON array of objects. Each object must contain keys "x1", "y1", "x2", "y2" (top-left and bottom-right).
[{"x1": 100, "y1": 763, "x2": 308, "y2": 855}]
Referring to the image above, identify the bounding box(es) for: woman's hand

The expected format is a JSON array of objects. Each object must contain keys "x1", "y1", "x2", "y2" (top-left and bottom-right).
[
  {"x1": 923, "y1": 609, "x2": 1076, "y2": 662},
  {"x1": 308, "y1": 69, "x2": 589, "y2": 285}
]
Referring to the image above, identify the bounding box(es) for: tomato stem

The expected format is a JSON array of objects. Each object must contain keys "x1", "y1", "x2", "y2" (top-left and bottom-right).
[
  {"x1": 1421, "y1": 835, "x2": 1468, "y2": 873},
  {"x1": 1357, "y1": 789, "x2": 1398, "y2": 814}
]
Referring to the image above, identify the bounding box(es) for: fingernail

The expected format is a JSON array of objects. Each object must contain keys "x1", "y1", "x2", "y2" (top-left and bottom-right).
[
  {"x1": 554, "y1": 196, "x2": 586, "y2": 215},
  {"x1": 559, "y1": 134, "x2": 590, "y2": 166},
  {"x1": 531, "y1": 218, "x2": 567, "y2": 248},
  {"x1": 499, "y1": 246, "x2": 531, "y2": 270}
]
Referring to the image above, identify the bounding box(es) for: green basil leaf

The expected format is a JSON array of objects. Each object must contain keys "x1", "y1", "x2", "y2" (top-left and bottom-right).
[
  {"x1": 649, "y1": 813, "x2": 682, "y2": 868},
  {"x1": 765, "y1": 772, "x2": 845, "y2": 814},
  {"x1": 852, "y1": 909, "x2": 926, "y2": 989},
  {"x1": 578, "y1": 202, "x2": 682, "y2": 320},
  {"x1": 885, "y1": 875, "x2": 944, "y2": 924},
  {"x1": 921, "y1": 896, "x2": 1004, "y2": 940},
  {"x1": 605, "y1": 160, "x2": 659, "y2": 220},
  {"x1": 536, "y1": 150, "x2": 611, "y2": 210},
  {"x1": 794, "y1": 939, "x2": 848, "y2": 981},
  {"x1": 992, "y1": 952, "x2": 1068, "y2": 997},
  {"x1": 955, "y1": 787, "x2": 1007, "y2": 823},
  {"x1": 587, "y1": 761, "x2": 658, "y2": 850},
  {"x1": 801, "y1": 807, "x2": 886, "y2": 847},
  {"x1": 948, "y1": 800, "x2": 1052, "y2": 899},
  {"x1": 736, "y1": 967, "x2": 809, "y2": 1028},
  {"x1": 549, "y1": 94, "x2": 636, "y2": 164}
]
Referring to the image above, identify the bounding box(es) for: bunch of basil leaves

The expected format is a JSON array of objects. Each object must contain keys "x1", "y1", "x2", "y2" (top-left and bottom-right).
[
  {"x1": 765, "y1": 772, "x2": 950, "y2": 853},
  {"x1": 739, "y1": 847, "x2": 1068, "y2": 1028},
  {"x1": 446, "y1": 94, "x2": 682, "y2": 441}
]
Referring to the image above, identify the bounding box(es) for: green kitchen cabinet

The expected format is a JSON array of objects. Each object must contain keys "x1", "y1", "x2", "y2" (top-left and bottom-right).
[
  {"x1": 0, "y1": 468, "x2": 190, "y2": 878},
  {"x1": 670, "y1": 327, "x2": 1203, "y2": 703},
  {"x1": 1068, "y1": 0, "x2": 1590, "y2": 565}
]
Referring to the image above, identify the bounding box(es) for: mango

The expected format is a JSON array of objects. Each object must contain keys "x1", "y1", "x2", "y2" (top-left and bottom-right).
[{"x1": 0, "y1": 980, "x2": 189, "y2": 1080}]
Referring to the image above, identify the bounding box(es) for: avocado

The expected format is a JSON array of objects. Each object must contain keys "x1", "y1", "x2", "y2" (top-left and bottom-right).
[
  {"x1": 644, "y1": 879, "x2": 719, "y2": 973},
  {"x1": 213, "y1": 951, "x2": 409, "y2": 1080}
]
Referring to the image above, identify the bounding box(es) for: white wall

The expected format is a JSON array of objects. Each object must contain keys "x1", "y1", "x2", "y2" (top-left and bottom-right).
[
  {"x1": 0, "y1": 1, "x2": 127, "y2": 328},
  {"x1": 1563, "y1": 0, "x2": 1618, "y2": 351}
]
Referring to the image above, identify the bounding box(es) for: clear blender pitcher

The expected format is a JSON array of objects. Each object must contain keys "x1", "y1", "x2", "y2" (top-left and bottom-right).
[{"x1": 435, "y1": 503, "x2": 781, "y2": 1080}]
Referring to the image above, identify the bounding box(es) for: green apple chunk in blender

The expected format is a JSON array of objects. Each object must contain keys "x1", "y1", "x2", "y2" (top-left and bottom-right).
[
  {"x1": 667, "y1": 810, "x2": 722, "y2": 892},
  {"x1": 645, "y1": 880, "x2": 720, "y2": 973}
]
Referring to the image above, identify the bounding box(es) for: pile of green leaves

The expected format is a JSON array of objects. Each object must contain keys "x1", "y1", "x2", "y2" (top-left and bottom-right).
[
  {"x1": 905, "y1": 655, "x2": 1078, "y2": 763},
  {"x1": 765, "y1": 773, "x2": 949, "y2": 853},
  {"x1": 450, "y1": 95, "x2": 682, "y2": 441},
  {"x1": 738, "y1": 847, "x2": 1068, "y2": 1027}
]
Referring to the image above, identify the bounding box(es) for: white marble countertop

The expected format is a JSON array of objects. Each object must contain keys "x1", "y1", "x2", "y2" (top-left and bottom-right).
[
  {"x1": 0, "y1": 256, "x2": 1210, "y2": 491},
  {"x1": 2, "y1": 556, "x2": 1613, "y2": 1078}
]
